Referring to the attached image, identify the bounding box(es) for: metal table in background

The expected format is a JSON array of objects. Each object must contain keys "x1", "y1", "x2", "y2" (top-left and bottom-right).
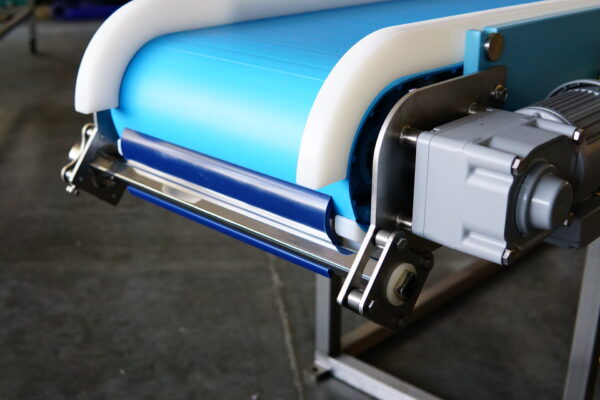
[{"x1": 0, "y1": 0, "x2": 36, "y2": 53}]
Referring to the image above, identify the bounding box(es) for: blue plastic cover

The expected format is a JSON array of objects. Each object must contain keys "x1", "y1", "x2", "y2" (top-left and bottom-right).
[
  {"x1": 121, "y1": 129, "x2": 335, "y2": 239},
  {"x1": 128, "y1": 187, "x2": 333, "y2": 277}
]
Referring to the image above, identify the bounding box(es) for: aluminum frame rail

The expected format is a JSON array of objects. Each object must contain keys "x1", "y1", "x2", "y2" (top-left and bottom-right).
[{"x1": 89, "y1": 153, "x2": 358, "y2": 277}]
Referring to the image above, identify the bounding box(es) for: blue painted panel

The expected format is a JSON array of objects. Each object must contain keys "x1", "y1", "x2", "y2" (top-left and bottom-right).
[
  {"x1": 128, "y1": 187, "x2": 333, "y2": 277},
  {"x1": 464, "y1": 6, "x2": 600, "y2": 110},
  {"x1": 121, "y1": 129, "x2": 335, "y2": 239},
  {"x1": 112, "y1": 0, "x2": 535, "y2": 221}
]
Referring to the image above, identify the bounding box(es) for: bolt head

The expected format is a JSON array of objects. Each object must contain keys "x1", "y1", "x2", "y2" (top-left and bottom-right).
[
  {"x1": 65, "y1": 184, "x2": 79, "y2": 196},
  {"x1": 484, "y1": 33, "x2": 504, "y2": 61},
  {"x1": 563, "y1": 212, "x2": 575, "y2": 227},
  {"x1": 501, "y1": 249, "x2": 516, "y2": 266},
  {"x1": 367, "y1": 300, "x2": 377, "y2": 312},
  {"x1": 491, "y1": 85, "x2": 509, "y2": 102},
  {"x1": 395, "y1": 237, "x2": 407, "y2": 250},
  {"x1": 511, "y1": 157, "x2": 524, "y2": 176},
  {"x1": 82, "y1": 123, "x2": 96, "y2": 137}
]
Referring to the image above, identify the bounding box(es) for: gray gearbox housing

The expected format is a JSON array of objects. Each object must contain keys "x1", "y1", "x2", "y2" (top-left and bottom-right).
[{"x1": 412, "y1": 80, "x2": 600, "y2": 264}]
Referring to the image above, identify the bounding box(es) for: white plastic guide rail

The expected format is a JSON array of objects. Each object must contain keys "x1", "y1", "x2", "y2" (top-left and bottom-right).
[{"x1": 75, "y1": 0, "x2": 600, "y2": 190}]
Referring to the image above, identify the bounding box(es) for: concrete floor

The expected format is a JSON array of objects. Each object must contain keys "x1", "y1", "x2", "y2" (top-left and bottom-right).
[{"x1": 0, "y1": 19, "x2": 598, "y2": 400}]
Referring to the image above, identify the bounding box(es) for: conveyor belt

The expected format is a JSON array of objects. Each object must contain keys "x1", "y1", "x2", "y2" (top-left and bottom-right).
[{"x1": 110, "y1": 0, "x2": 535, "y2": 220}]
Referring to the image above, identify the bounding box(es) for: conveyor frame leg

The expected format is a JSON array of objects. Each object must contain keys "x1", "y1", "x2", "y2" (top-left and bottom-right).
[
  {"x1": 563, "y1": 238, "x2": 600, "y2": 400},
  {"x1": 313, "y1": 245, "x2": 599, "y2": 400},
  {"x1": 313, "y1": 274, "x2": 442, "y2": 400},
  {"x1": 28, "y1": 0, "x2": 36, "y2": 54}
]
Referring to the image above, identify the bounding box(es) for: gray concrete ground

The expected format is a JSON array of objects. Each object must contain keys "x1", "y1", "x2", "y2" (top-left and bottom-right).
[{"x1": 0, "y1": 19, "x2": 598, "y2": 400}]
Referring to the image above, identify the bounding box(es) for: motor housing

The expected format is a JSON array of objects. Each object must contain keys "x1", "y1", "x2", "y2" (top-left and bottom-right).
[{"x1": 412, "y1": 80, "x2": 600, "y2": 264}]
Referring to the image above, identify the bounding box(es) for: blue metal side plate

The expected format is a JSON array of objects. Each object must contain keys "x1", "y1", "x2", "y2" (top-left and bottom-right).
[
  {"x1": 121, "y1": 129, "x2": 335, "y2": 239},
  {"x1": 464, "y1": 6, "x2": 600, "y2": 110},
  {"x1": 128, "y1": 187, "x2": 332, "y2": 277}
]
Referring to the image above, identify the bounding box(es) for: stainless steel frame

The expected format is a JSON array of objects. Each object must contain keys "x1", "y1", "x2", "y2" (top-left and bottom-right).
[
  {"x1": 63, "y1": 123, "x2": 599, "y2": 399},
  {"x1": 313, "y1": 261, "x2": 501, "y2": 400},
  {"x1": 60, "y1": 63, "x2": 598, "y2": 398},
  {"x1": 62, "y1": 126, "x2": 357, "y2": 276},
  {"x1": 313, "y1": 246, "x2": 600, "y2": 400},
  {"x1": 564, "y1": 238, "x2": 600, "y2": 400},
  {"x1": 336, "y1": 66, "x2": 508, "y2": 331}
]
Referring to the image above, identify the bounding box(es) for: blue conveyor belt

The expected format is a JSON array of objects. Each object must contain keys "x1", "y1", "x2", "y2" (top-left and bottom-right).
[{"x1": 111, "y1": 0, "x2": 534, "y2": 220}]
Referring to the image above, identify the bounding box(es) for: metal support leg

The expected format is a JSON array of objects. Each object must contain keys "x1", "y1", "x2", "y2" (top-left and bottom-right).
[
  {"x1": 313, "y1": 273, "x2": 442, "y2": 400},
  {"x1": 28, "y1": 0, "x2": 36, "y2": 54},
  {"x1": 315, "y1": 274, "x2": 342, "y2": 358},
  {"x1": 313, "y1": 248, "x2": 598, "y2": 400},
  {"x1": 563, "y1": 239, "x2": 600, "y2": 400}
]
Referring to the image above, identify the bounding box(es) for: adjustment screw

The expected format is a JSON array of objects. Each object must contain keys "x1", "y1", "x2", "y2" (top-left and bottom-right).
[
  {"x1": 563, "y1": 212, "x2": 575, "y2": 227},
  {"x1": 395, "y1": 237, "x2": 407, "y2": 250},
  {"x1": 82, "y1": 122, "x2": 96, "y2": 137},
  {"x1": 395, "y1": 215, "x2": 413, "y2": 230},
  {"x1": 511, "y1": 157, "x2": 524, "y2": 176},
  {"x1": 572, "y1": 128, "x2": 584, "y2": 143},
  {"x1": 367, "y1": 300, "x2": 377, "y2": 312},
  {"x1": 484, "y1": 33, "x2": 504, "y2": 61},
  {"x1": 65, "y1": 184, "x2": 79, "y2": 196},
  {"x1": 501, "y1": 248, "x2": 516, "y2": 266},
  {"x1": 491, "y1": 84, "x2": 509, "y2": 102}
]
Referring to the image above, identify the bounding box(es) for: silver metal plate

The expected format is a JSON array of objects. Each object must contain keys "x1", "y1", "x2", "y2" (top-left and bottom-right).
[
  {"x1": 337, "y1": 67, "x2": 507, "y2": 331},
  {"x1": 90, "y1": 155, "x2": 358, "y2": 276},
  {"x1": 372, "y1": 66, "x2": 507, "y2": 230}
]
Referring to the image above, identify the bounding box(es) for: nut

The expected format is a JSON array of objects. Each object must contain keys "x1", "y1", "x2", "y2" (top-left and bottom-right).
[
  {"x1": 491, "y1": 84, "x2": 509, "y2": 102},
  {"x1": 65, "y1": 184, "x2": 79, "y2": 196},
  {"x1": 572, "y1": 128, "x2": 584, "y2": 143},
  {"x1": 511, "y1": 157, "x2": 524, "y2": 176},
  {"x1": 501, "y1": 248, "x2": 516, "y2": 266}
]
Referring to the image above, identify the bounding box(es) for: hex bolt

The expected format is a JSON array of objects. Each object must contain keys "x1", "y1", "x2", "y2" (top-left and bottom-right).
[
  {"x1": 563, "y1": 212, "x2": 575, "y2": 227},
  {"x1": 398, "y1": 125, "x2": 422, "y2": 146},
  {"x1": 572, "y1": 128, "x2": 584, "y2": 143},
  {"x1": 491, "y1": 84, "x2": 509, "y2": 102},
  {"x1": 395, "y1": 215, "x2": 413, "y2": 230},
  {"x1": 484, "y1": 33, "x2": 504, "y2": 61},
  {"x1": 367, "y1": 299, "x2": 377, "y2": 312},
  {"x1": 511, "y1": 157, "x2": 524, "y2": 176},
  {"x1": 82, "y1": 122, "x2": 96, "y2": 138},
  {"x1": 501, "y1": 248, "x2": 516, "y2": 266},
  {"x1": 65, "y1": 184, "x2": 79, "y2": 196}
]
